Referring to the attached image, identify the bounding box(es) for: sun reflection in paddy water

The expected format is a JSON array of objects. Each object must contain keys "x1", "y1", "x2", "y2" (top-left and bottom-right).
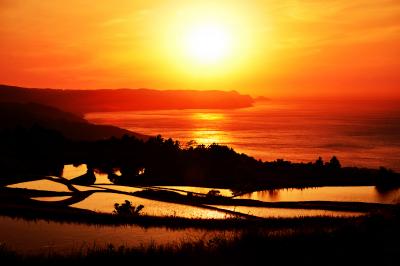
[
  {"x1": 62, "y1": 164, "x2": 87, "y2": 179},
  {"x1": 70, "y1": 192, "x2": 232, "y2": 219},
  {"x1": 7, "y1": 180, "x2": 71, "y2": 193}
]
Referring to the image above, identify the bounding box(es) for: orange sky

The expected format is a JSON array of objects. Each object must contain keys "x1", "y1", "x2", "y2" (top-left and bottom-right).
[{"x1": 0, "y1": 0, "x2": 399, "y2": 98}]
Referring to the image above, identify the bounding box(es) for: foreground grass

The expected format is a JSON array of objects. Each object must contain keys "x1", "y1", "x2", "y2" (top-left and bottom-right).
[{"x1": 1, "y1": 210, "x2": 400, "y2": 265}]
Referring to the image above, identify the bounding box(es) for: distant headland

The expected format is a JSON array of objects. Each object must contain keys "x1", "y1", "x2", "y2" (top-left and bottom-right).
[{"x1": 0, "y1": 84, "x2": 254, "y2": 114}]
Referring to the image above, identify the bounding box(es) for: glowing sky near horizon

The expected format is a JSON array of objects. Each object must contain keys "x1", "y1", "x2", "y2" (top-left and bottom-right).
[{"x1": 0, "y1": 0, "x2": 399, "y2": 97}]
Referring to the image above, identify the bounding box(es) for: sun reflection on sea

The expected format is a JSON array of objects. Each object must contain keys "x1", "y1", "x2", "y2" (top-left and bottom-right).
[
  {"x1": 193, "y1": 112, "x2": 225, "y2": 121},
  {"x1": 187, "y1": 112, "x2": 229, "y2": 146},
  {"x1": 191, "y1": 129, "x2": 231, "y2": 146}
]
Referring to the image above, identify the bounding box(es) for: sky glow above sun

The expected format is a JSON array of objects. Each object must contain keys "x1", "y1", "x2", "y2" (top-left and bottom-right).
[{"x1": 0, "y1": 0, "x2": 399, "y2": 97}]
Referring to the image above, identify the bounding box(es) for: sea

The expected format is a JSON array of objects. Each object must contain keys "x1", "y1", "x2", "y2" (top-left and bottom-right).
[{"x1": 85, "y1": 99, "x2": 400, "y2": 171}]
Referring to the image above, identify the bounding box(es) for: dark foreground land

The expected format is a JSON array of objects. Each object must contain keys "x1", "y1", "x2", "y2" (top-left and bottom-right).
[
  {"x1": 1, "y1": 172, "x2": 399, "y2": 265},
  {"x1": 1, "y1": 100, "x2": 400, "y2": 265},
  {"x1": 1, "y1": 210, "x2": 400, "y2": 266},
  {"x1": 1, "y1": 101, "x2": 400, "y2": 191},
  {"x1": 2, "y1": 123, "x2": 399, "y2": 192}
]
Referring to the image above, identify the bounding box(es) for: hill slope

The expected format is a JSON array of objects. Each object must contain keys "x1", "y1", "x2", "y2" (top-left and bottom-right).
[{"x1": 0, "y1": 102, "x2": 146, "y2": 141}]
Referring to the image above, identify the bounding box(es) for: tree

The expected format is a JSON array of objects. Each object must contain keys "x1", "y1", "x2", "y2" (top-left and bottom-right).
[
  {"x1": 315, "y1": 157, "x2": 324, "y2": 168},
  {"x1": 329, "y1": 156, "x2": 341, "y2": 169}
]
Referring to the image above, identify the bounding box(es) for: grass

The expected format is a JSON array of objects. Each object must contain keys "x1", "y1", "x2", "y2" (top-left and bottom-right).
[{"x1": 1, "y1": 210, "x2": 400, "y2": 265}]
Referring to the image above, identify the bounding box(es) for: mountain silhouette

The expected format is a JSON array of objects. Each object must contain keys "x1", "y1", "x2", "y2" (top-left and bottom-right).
[{"x1": 0, "y1": 84, "x2": 254, "y2": 114}]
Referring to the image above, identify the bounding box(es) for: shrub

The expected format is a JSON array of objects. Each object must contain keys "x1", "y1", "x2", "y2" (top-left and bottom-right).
[{"x1": 113, "y1": 200, "x2": 144, "y2": 216}]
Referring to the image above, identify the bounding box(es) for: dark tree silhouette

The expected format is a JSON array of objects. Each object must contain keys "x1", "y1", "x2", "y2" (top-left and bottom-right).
[
  {"x1": 113, "y1": 200, "x2": 144, "y2": 216},
  {"x1": 1, "y1": 122, "x2": 399, "y2": 191},
  {"x1": 329, "y1": 156, "x2": 341, "y2": 169},
  {"x1": 315, "y1": 157, "x2": 324, "y2": 168}
]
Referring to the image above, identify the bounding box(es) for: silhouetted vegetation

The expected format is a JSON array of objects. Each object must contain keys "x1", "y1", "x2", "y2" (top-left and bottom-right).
[
  {"x1": 77, "y1": 135, "x2": 400, "y2": 192},
  {"x1": 1, "y1": 210, "x2": 400, "y2": 265},
  {"x1": 1, "y1": 122, "x2": 400, "y2": 191},
  {"x1": 206, "y1": 189, "x2": 221, "y2": 198},
  {"x1": 113, "y1": 200, "x2": 144, "y2": 216}
]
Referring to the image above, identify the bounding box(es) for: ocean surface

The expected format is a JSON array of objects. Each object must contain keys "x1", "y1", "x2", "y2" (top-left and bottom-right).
[{"x1": 85, "y1": 99, "x2": 400, "y2": 171}]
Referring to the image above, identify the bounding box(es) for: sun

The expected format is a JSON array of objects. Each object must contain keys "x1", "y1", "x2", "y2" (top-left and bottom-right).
[
  {"x1": 184, "y1": 23, "x2": 232, "y2": 65},
  {"x1": 161, "y1": 6, "x2": 255, "y2": 78}
]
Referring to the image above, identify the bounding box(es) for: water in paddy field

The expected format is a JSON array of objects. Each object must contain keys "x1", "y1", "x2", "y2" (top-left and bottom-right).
[
  {"x1": 0, "y1": 216, "x2": 236, "y2": 255},
  {"x1": 85, "y1": 99, "x2": 400, "y2": 171},
  {"x1": 238, "y1": 186, "x2": 400, "y2": 204}
]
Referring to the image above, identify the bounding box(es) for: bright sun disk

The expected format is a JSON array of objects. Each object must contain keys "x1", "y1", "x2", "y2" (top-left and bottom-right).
[{"x1": 184, "y1": 23, "x2": 232, "y2": 64}]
